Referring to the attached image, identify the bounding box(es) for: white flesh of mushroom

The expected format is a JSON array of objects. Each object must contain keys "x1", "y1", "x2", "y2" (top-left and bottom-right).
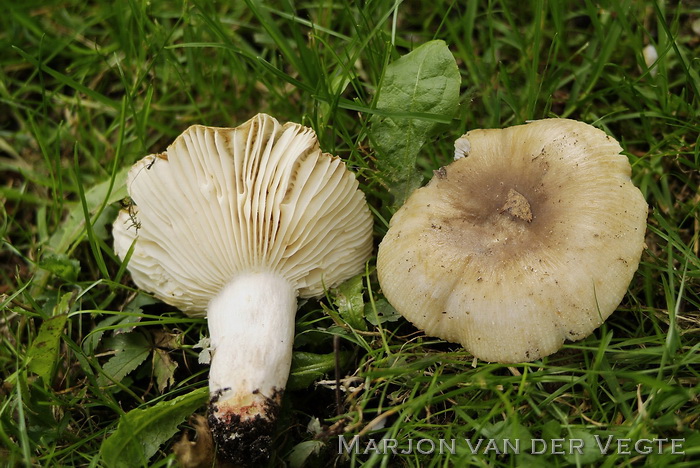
[{"x1": 453, "y1": 136, "x2": 470, "y2": 160}]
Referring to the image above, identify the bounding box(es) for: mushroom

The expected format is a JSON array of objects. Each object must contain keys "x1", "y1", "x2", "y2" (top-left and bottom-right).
[
  {"x1": 376, "y1": 119, "x2": 647, "y2": 363},
  {"x1": 112, "y1": 113, "x2": 373, "y2": 464}
]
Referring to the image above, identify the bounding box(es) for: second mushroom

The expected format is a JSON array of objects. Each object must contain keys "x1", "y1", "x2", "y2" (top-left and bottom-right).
[
  {"x1": 113, "y1": 114, "x2": 373, "y2": 465},
  {"x1": 377, "y1": 119, "x2": 648, "y2": 363}
]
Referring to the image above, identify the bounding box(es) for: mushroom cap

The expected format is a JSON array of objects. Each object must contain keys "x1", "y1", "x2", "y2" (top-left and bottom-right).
[
  {"x1": 113, "y1": 113, "x2": 373, "y2": 316},
  {"x1": 376, "y1": 119, "x2": 648, "y2": 363}
]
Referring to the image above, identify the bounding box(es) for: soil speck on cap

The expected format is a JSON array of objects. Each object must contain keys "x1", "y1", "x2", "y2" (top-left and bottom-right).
[{"x1": 501, "y1": 189, "x2": 533, "y2": 222}]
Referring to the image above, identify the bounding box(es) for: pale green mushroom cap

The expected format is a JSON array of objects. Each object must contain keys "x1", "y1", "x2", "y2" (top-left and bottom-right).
[{"x1": 377, "y1": 119, "x2": 648, "y2": 363}]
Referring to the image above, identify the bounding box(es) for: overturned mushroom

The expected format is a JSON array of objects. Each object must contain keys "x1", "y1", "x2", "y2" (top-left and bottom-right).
[
  {"x1": 377, "y1": 119, "x2": 647, "y2": 363},
  {"x1": 113, "y1": 114, "x2": 373, "y2": 465}
]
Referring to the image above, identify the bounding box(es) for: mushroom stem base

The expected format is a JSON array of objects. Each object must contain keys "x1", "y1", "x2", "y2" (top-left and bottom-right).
[
  {"x1": 207, "y1": 388, "x2": 282, "y2": 466},
  {"x1": 206, "y1": 272, "x2": 297, "y2": 465}
]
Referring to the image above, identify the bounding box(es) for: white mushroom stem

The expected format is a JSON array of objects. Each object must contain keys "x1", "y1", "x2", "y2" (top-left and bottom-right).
[{"x1": 206, "y1": 272, "x2": 296, "y2": 458}]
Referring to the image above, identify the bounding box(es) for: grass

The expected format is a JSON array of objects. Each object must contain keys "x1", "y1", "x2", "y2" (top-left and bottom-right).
[{"x1": 1, "y1": 0, "x2": 698, "y2": 466}]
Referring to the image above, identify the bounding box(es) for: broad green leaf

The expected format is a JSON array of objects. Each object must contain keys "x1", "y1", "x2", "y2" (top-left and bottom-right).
[
  {"x1": 37, "y1": 253, "x2": 80, "y2": 282},
  {"x1": 32, "y1": 167, "x2": 129, "y2": 294},
  {"x1": 540, "y1": 419, "x2": 562, "y2": 441},
  {"x1": 92, "y1": 204, "x2": 119, "y2": 240},
  {"x1": 97, "y1": 332, "x2": 150, "y2": 386},
  {"x1": 369, "y1": 40, "x2": 460, "y2": 206},
  {"x1": 84, "y1": 293, "x2": 156, "y2": 353},
  {"x1": 563, "y1": 428, "x2": 605, "y2": 464},
  {"x1": 100, "y1": 387, "x2": 208, "y2": 468},
  {"x1": 287, "y1": 351, "x2": 351, "y2": 390},
  {"x1": 288, "y1": 440, "x2": 324, "y2": 468},
  {"x1": 334, "y1": 275, "x2": 366, "y2": 331},
  {"x1": 50, "y1": 166, "x2": 129, "y2": 253},
  {"x1": 481, "y1": 419, "x2": 533, "y2": 451},
  {"x1": 27, "y1": 312, "x2": 69, "y2": 383},
  {"x1": 365, "y1": 298, "x2": 401, "y2": 326}
]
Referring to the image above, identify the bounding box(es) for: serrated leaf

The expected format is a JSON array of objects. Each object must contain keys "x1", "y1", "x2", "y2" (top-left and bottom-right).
[
  {"x1": 334, "y1": 275, "x2": 366, "y2": 331},
  {"x1": 82, "y1": 315, "x2": 126, "y2": 354},
  {"x1": 287, "y1": 351, "x2": 351, "y2": 390},
  {"x1": 27, "y1": 313, "x2": 69, "y2": 383},
  {"x1": 98, "y1": 332, "x2": 150, "y2": 386},
  {"x1": 369, "y1": 40, "x2": 460, "y2": 206},
  {"x1": 99, "y1": 387, "x2": 208, "y2": 468},
  {"x1": 153, "y1": 348, "x2": 178, "y2": 393}
]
